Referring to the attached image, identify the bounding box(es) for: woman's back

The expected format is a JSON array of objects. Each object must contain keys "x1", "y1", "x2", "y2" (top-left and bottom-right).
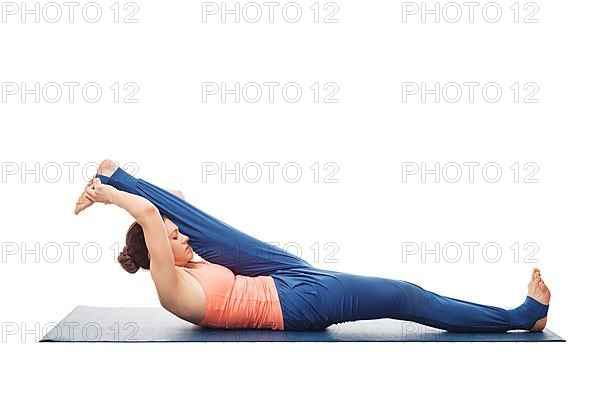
[{"x1": 179, "y1": 260, "x2": 285, "y2": 330}]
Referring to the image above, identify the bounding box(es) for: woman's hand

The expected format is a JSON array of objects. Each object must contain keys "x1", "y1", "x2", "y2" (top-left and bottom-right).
[{"x1": 84, "y1": 178, "x2": 118, "y2": 205}]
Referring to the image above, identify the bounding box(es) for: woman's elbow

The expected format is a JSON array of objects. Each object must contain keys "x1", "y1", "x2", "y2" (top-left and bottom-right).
[{"x1": 138, "y1": 202, "x2": 160, "y2": 222}]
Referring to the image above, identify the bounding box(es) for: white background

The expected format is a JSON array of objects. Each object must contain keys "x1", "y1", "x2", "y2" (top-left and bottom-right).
[{"x1": 1, "y1": 0, "x2": 598, "y2": 398}]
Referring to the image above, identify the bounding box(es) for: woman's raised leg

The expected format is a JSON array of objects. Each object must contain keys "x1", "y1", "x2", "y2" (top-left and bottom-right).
[{"x1": 94, "y1": 163, "x2": 314, "y2": 276}]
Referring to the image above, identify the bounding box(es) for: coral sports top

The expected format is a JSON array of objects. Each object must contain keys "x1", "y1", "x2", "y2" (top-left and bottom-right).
[{"x1": 183, "y1": 260, "x2": 285, "y2": 330}]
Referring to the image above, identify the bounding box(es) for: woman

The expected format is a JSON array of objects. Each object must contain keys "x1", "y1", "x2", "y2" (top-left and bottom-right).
[{"x1": 74, "y1": 159, "x2": 551, "y2": 332}]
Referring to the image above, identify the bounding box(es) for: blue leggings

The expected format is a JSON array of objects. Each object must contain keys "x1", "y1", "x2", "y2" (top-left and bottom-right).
[{"x1": 97, "y1": 167, "x2": 549, "y2": 332}]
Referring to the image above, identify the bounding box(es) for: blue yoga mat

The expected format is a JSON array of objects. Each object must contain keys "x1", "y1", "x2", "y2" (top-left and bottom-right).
[{"x1": 39, "y1": 305, "x2": 565, "y2": 342}]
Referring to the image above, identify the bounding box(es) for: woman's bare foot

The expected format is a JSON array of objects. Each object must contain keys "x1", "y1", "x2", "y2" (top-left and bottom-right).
[
  {"x1": 527, "y1": 267, "x2": 551, "y2": 331},
  {"x1": 74, "y1": 159, "x2": 118, "y2": 215}
]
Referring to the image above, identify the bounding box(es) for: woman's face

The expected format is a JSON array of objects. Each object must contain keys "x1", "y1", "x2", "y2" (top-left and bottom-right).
[{"x1": 163, "y1": 218, "x2": 194, "y2": 266}]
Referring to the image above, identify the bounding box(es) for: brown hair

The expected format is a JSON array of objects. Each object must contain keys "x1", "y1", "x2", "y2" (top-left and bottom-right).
[{"x1": 118, "y1": 214, "x2": 166, "y2": 274}]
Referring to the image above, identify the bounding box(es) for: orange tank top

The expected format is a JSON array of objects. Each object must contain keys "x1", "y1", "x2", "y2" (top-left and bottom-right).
[{"x1": 183, "y1": 260, "x2": 285, "y2": 330}]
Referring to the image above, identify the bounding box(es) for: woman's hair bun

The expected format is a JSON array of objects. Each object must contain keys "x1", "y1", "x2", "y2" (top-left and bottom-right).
[
  {"x1": 118, "y1": 245, "x2": 140, "y2": 274},
  {"x1": 119, "y1": 221, "x2": 151, "y2": 274}
]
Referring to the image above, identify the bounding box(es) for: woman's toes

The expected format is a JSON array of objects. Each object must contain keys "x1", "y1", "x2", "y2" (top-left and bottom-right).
[{"x1": 74, "y1": 191, "x2": 93, "y2": 215}]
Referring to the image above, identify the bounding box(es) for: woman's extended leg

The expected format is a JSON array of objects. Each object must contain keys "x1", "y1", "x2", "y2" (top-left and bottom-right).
[
  {"x1": 95, "y1": 164, "x2": 314, "y2": 276},
  {"x1": 273, "y1": 267, "x2": 550, "y2": 332}
]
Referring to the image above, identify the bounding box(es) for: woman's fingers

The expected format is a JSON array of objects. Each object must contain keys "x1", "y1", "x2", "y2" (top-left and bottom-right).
[
  {"x1": 90, "y1": 177, "x2": 101, "y2": 190},
  {"x1": 85, "y1": 185, "x2": 96, "y2": 199}
]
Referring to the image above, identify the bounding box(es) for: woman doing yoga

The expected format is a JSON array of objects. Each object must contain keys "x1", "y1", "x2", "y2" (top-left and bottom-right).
[{"x1": 74, "y1": 160, "x2": 551, "y2": 332}]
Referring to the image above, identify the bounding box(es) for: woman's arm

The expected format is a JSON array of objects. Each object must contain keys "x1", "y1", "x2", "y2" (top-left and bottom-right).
[
  {"x1": 86, "y1": 180, "x2": 182, "y2": 307},
  {"x1": 110, "y1": 190, "x2": 156, "y2": 223},
  {"x1": 137, "y1": 205, "x2": 181, "y2": 307},
  {"x1": 112, "y1": 191, "x2": 181, "y2": 306}
]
